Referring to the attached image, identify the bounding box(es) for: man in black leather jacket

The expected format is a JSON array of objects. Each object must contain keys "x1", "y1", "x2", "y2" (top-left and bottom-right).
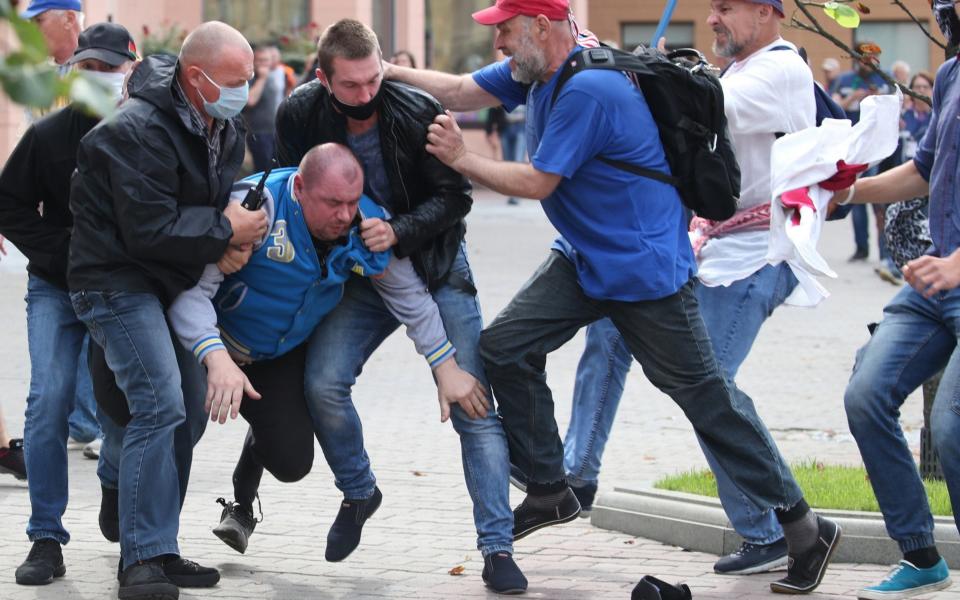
[
  {"x1": 214, "y1": 18, "x2": 525, "y2": 595},
  {"x1": 68, "y1": 21, "x2": 268, "y2": 600}
]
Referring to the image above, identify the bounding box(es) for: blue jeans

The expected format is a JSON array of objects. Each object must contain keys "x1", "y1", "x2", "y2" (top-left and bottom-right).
[
  {"x1": 564, "y1": 319, "x2": 631, "y2": 488},
  {"x1": 304, "y1": 247, "x2": 513, "y2": 556},
  {"x1": 500, "y1": 122, "x2": 526, "y2": 164},
  {"x1": 23, "y1": 274, "x2": 93, "y2": 543},
  {"x1": 482, "y1": 252, "x2": 802, "y2": 511},
  {"x1": 71, "y1": 290, "x2": 191, "y2": 569},
  {"x1": 566, "y1": 263, "x2": 798, "y2": 544},
  {"x1": 95, "y1": 332, "x2": 208, "y2": 509},
  {"x1": 68, "y1": 337, "x2": 100, "y2": 443},
  {"x1": 845, "y1": 285, "x2": 960, "y2": 553}
]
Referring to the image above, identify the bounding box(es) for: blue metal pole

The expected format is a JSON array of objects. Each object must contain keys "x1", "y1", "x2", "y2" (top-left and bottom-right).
[{"x1": 652, "y1": 0, "x2": 679, "y2": 47}]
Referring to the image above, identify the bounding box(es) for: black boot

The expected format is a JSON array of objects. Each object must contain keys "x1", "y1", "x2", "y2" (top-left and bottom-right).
[
  {"x1": 15, "y1": 539, "x2": 65, "y2": 585},
  {"x1": 325, "y1": 487, "x2": 382, "y2": 562}
]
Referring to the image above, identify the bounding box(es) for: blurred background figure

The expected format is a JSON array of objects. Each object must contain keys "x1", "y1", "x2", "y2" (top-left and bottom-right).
[
  {"x1": 483, "y1": 50, "x2": 526, "y2": 206},
  {"x1": 820, "y1": 57, "x2": 840, "y2": 94},
  {"x1": 244, "y1": 43, "x2": 286, "y2": 172},
  {"x1": 389, "y1": 49, "x2": 417, "y2": 69},
  {"x1": 268, "y1": 44, "x2": 297, "y2": 96},
  {"x1": 484, "y1": 104, "x2": 527, "y2": 206},
  {"x1": 892, "y1": 59, "x2": 913, "y2": 110},
  {"x1": 833, "y1": 46, "x2": 892, "y2": 265}
]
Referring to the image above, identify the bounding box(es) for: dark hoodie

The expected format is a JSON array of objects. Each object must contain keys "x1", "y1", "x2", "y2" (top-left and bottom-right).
[{"x1": 68, "y1": 54, "x2": 245, "y2": 306}]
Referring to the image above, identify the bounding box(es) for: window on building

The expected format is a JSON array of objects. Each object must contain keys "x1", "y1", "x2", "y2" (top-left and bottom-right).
[
  {"x1": 202, "y1": 0, "x2": 310, "y2": 45},
  {"x1": 372, "y1": 0, "x2": 396, "y2": 57},
  {"x1": 425, "y1": 0, "x2": 492, "y2": 73},
  {"x1": 621, "y1": 22, "x2": 694, "y2": 52},
  {"x1": 855, "y1": 21, "x2": 930, "y2": 73}
]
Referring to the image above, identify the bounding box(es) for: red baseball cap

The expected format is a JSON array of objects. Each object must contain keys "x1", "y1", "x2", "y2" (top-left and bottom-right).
[{"x1": 472, "y1": 0, "x2": 570, "y2": 25}]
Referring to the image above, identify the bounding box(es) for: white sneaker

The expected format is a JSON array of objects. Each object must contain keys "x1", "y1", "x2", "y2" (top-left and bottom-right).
[
  {"x1": 82, "y1": 438, "x2": 101, "y2": 460},
  {"x1": 66, "y1": 437, "x2": 85, "y2": 451}
]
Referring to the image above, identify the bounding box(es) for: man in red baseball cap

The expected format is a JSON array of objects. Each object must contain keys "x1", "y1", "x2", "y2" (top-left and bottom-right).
[
  {"x1": 471, "y1": 0, "x2": 570, "y2": 26},
  {"x1": 386, "y1": 0, "x2": 841, "y2": 595}
]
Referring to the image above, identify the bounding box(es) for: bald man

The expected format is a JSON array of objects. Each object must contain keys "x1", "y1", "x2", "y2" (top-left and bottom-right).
[
  {"x1": 165, "y1": 143, "x2": 486, "y2": 556},
  {"x1": 68, "y1": 21, "x2": 267, "y2": 600}
]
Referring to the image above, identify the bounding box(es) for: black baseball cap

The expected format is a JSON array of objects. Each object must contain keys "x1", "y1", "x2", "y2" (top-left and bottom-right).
[{"x1": 66, "y1": 22, "x2": 138, "y2": 67}]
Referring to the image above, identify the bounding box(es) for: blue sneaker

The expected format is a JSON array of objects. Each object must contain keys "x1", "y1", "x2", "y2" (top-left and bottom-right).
[{"x1": 858, "y1": 559, "x2": 951, "y2": 599}]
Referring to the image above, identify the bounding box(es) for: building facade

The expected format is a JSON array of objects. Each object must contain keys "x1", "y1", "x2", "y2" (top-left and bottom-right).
[{"x1": 0, "y1": 0, "x2": 943, "y2": 163}]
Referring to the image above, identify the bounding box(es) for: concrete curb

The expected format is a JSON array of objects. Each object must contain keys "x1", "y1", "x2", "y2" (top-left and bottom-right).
[{"x1": 590, "y1": 487, "x2": 960, "y2": 568}]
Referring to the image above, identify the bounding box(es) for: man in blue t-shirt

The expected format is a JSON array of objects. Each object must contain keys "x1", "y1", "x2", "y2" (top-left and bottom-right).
[{"x1": 387, "y1": 0, "x2": 839, "y2": 593}]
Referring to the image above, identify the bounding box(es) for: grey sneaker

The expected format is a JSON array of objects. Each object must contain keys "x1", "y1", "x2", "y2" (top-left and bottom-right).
[{"x1": 212, "y1": 497, "x2": 258, "y2": 554}]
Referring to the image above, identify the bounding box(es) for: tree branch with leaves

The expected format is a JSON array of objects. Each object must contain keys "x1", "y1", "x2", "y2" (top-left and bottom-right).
[{"x1": 789, "y1": 0, "x2": 937, "y2": 105}]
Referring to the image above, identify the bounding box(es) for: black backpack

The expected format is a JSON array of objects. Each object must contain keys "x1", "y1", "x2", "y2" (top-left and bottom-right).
[{"x1": 550, "y1": 46, "x2": 741, "y2": 221}]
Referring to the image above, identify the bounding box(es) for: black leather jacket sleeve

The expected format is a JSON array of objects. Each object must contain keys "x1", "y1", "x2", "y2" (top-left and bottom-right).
[
  {"x1": 387, "y1": 138, "x2": 472, "y2": 259},
  {"x1": 274, "y1": 98, "x2": 308, "y2": 168},
  {"x1": 106, "y1": 122, "x2": 233, "y2": 266}
]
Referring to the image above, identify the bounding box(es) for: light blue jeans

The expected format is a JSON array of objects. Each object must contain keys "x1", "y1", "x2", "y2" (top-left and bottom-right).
[
  {"x1": 23, "y1": 274, "x2": 95, "y2": 544},
  {"x1": 68, "y1": 338, "x2": 100, "y2": 443},
  {"x1": 305, "y1": 247, "x2": 513, "y2": 557},
  {"x1": 71, "y1": 290, "x2": 196, "y2": 569},
  {"x1": 567, "y1": 263, "x2": 798, "y2": 544},
  {"x1": 845, "y1": 284, "x2": 960, "y2": 553}
]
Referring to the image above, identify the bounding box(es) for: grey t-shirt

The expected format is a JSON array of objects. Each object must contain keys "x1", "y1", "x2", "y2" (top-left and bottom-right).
[
  {"x1": 243, "y1": 71, "x2": 284, "y2": 135},
  {"x1": 347, "y1": 123, "x2": 393, "y2": 212}
]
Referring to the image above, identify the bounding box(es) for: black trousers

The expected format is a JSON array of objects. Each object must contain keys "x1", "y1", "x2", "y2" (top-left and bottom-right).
[{"x1": 238, "y1": 343, "x2": 315, "y2": 483}]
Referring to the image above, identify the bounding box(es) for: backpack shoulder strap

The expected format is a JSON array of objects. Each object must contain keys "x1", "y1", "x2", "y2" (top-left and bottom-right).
[
  {"x1": 547, "y1": 47, "x2": 678, "y2": 187},
  {"x1": 549, "y1": 47, "x2": 655, "y2": 108}
]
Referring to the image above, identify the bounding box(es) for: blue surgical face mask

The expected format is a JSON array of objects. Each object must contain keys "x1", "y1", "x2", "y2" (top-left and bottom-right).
[{"x1": 196, "y1": 69, "x2": 249, "y2": 120}]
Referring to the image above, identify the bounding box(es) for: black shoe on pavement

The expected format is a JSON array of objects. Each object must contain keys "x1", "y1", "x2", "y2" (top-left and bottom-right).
[
  {"x1": 770, "y1": 516, "x2": 842, "y2": 594},
  {"x1": 325, "y1": 486, "x2": 382, "y2": 562},
  {"x1": 212, "y1": 497, "x2": 258, "y2": 554},
  {"x1": 513, "y1": 487, "x2": 581, "y2": 541},
  {"x1": 100, "y1": 485, "x2": 120, "y2": 543},
  {"x1": 15, "y1": 539, "x2": 65, "y2": 585},
  {"x1": 118, "y1": 560, "x2": 178, "y2": 600},
  {"x1": 714, "y1": 538, "x2": 789, "y2": 575},
  {"x1": 482, "y1": 552, "x2": 528, "y2": 594},
  {"x1": 848, "y1": 248, "x2": 869, "y2": 262},
  {"x1": 162, "y1": 556, "x2": 220, "y2": 588},
  {"x1": 0, "y1": 438, "x2": 27, "y2": 480},
  {"x1": 509, "y1": 464, "x2": 528, "y2": 492},
  {"x1": 632, "y1": 575, "x2": 692, "y2": 600},
  {"x1": 571, "y1": 482, "x2": 598, "y2": 519}
]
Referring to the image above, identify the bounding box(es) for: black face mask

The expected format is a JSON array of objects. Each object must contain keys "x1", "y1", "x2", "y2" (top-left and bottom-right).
[
  {"x1": 934, "y1": 0, "x2": 960, "y2": 51},
  {"x1": 328, "y1": 83, "x2": 384, "y2": 120}
]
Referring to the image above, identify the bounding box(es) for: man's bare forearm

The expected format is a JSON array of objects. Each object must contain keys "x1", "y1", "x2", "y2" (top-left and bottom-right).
[
  {"x1": 452, "y1": 152, "x2": 560, "y2": 200},
  {"x1": 850, "y1": 160, "x2": 929, "y2": 205},
  {"x1": 386, "y1": 64, "x2": 496, "y2": 111}
]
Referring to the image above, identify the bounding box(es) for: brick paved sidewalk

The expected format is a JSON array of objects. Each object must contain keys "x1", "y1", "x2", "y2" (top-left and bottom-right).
[{"x1": 0, "y1": 191, "x2": 955, "y2": 599}]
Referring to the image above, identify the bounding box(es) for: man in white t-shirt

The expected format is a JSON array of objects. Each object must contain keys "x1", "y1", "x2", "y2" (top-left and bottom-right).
[{"x1": 543, "y1": 0, "x2": 819, "y2": 578}]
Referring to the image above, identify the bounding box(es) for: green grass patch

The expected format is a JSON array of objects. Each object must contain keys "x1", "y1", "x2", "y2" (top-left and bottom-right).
[{"x1": 654, "y1": 460, "x2": 953, "y2": 516}]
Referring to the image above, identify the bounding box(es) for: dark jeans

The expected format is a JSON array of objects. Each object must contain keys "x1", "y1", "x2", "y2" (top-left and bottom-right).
[
  {"x1": 480, "y1": 251, "x2": 803, "y2": 511},
  {"x1": 247, "y1": 133, "x2": 276, "y2": 173},
  {"x1": 238, "y1": 344, "x2": 315, "y2": 483}
]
